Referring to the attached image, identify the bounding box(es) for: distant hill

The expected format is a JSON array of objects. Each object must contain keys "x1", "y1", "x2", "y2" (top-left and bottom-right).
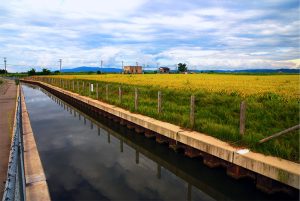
[
  {"x1": 194, "y1": 69, "x2": 299, "y2": 74},
  {"x1": 61, "y1": 66, "x2": 122, "y2": 73}
]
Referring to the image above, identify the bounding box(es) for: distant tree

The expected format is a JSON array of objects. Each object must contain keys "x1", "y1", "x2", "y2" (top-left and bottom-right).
[
  {"x1": 0, "y1": 69, "x2": 7, "y2": 74},
  {"x1": 96, "y1": 70, "x2": 101, "y2": 74},
  {"x1": 54, "y1": 70, "x2": 60, "y2": 74},
  {"x1": 41, "y1": 68, "x2": 51, "y2": 75},
  {"x1": 177, "y1": 63, "x2": 187, "y2": 73},
  {"x1": 28, "y1": 68, "x2": 36, "y2": 76}
]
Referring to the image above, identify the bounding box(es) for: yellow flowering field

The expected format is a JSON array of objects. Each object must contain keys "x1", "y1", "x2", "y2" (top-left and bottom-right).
[{"x1": 50, "y1": 74, "x2": 299, "y2": 98}]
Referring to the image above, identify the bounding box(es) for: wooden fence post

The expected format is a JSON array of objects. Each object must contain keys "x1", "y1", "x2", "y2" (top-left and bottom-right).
[
  {"x1": 77, "y1": 81, "x2": 79, "y2": 93},
  {"x1": 88, "y1": 83, "x2": 91, "y2": 96},
  {"x1": 72, "y1": 80, "x2": 75, "y2": 91},
  {"x1": 259, "y1": 124, "x2": 300, "y2": 144},
  {"x1": 106, "y1": 84, "x2": 109, "y2": 100},
  {"x1": 119, "y1": 86, "x2": 122, "y2": 103},
  {"x1": 96, "y1": 83, "x2": 99, "y2": 99},
  {"x1": 239, "y1": 101, "x2": 246, "y2": 135},
  {"x1": 135, "y1": 88, "x2": 138, "y2": 111},
  {"x1": 82, "y1": 82, "x2": 85, "y2": 95},
  {"x1": 190, "y1": 95, "x2": 195, "y2": 128},
  {"x1": 158, "y1": 91, "x2": 162, "y2": 113}
]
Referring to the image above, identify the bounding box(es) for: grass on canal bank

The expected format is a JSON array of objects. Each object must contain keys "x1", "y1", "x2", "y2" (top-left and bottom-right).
[{"x1": 37, "y1": 74, "x2": 299, "y2": 162}]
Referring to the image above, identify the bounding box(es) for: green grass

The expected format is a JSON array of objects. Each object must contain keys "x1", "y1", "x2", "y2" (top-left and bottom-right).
[{"x1": 43, "y1": 78, "x2": 299, "y2": 162}]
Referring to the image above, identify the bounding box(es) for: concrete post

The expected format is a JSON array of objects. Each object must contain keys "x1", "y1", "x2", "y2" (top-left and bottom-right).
[{"x1": 240, "y1": 101, "x2": 246, "y2": 135}]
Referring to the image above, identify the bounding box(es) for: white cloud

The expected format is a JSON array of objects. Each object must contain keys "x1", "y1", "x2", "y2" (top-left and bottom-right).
[{"x1": 0, "y1": 0, "x2": 299, "y2": 72}]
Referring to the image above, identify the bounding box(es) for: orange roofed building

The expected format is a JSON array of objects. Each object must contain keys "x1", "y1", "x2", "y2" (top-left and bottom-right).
[{"x1": 123, "y1": 66, "x2": 143, "y2": 74}]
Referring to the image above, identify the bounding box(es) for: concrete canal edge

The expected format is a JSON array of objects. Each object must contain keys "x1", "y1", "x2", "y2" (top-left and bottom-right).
[
  {"x1": 21, "y1": 86, "x2": 51, "y2": 201},
  {"x1": 22, "y1": 80, "x2": 300, "y2": 194}
]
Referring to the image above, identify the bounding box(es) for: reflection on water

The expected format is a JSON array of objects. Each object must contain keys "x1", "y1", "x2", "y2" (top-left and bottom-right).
[{"x1": 22, "y1": 84, "x2": 296, "y2": 201}]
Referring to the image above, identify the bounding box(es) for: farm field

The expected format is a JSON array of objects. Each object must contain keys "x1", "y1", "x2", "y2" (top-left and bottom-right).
[{"x1": 39, "y1": 74, "x2": 299, "y2": 162}]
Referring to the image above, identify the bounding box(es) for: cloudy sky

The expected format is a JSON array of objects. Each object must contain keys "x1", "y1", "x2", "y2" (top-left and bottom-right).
[{"x1": 0, "y1": 0, "x2": 299, "y2": 72}]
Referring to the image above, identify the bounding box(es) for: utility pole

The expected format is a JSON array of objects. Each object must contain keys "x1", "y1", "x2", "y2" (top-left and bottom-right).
[
  {"x1": 59, "y1": 59, "x2": 62, "y2": 72},
  {"x1": 101, "y1": 60, "x2": 103, "y2": 73},
  {"x1": 136, "y1": 62, "x2": 138, "y2": 74},
  {"x1": 4, "y1": 57, "x2": 7, "y2": 75},
  {"x1": 121, "y1": 61, "x2": 124, "y2": 73}
]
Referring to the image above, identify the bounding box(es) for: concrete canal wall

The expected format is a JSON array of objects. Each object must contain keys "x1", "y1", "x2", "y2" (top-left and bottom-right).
[
  {"x1": 21, "y1": 87, "x2": 51, "y2": 201},
  {"x1": 21, "y1": 79, "x2": 300, "y2": 194}
]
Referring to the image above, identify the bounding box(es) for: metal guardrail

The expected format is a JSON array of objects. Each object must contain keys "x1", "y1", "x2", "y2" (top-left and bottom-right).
[{"x1": 2, "y1": 89, "x2": 26, "y2": 201}]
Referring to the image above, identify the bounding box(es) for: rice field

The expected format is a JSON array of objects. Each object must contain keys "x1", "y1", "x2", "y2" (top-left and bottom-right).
[
  {"x1": 49, "y1": 74, "x2": 299, "y2": 98},
  {"x1": 38, "y1": 74, "x2": 300, "y2": 162}
]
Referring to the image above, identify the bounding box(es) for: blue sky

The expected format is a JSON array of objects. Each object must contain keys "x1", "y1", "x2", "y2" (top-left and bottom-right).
[{"x1": 0, "y1": 0, "x2": 299, "y2": 72}]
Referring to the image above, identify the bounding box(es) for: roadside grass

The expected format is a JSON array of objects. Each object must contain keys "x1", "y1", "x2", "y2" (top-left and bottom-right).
[{"x1": 40, "y1": 76, "x2": 299, "y2": 162}]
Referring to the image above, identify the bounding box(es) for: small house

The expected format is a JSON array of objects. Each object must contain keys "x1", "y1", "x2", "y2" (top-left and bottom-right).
[
  {"x1": 123, "y1": 66, "x2": 143, "y2": 74},
  {"x1": 159, "y1": 67, "x2": 170, "y2": 73}
]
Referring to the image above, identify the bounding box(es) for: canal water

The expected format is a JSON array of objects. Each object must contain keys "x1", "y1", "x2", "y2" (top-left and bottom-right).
[{"x1": 22, "y1": 84, "x2": 297, "y2": 201}]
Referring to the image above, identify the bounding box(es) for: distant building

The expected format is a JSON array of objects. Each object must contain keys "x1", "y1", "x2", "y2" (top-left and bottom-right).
[
  {"x1": 123, "y1": 66, "x2": 143, "y2": 74},
  {"x1": 159, "y1": 67, "x2": 170, "y2": 73}
]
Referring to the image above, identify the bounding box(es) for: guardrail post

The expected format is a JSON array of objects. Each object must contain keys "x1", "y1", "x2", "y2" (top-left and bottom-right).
[
  {"x1": 239, "y1": 101, "x2": 246, "y2": 135},
  {"x1": 190, "y1": 95, "x2": 195, "y2": 128},
  {"x1": 135, "y1": 88, "x2": 138, "y2": 111},
  {"x1": 158, "y1": 91, "x2": 162, "y2": 113}
]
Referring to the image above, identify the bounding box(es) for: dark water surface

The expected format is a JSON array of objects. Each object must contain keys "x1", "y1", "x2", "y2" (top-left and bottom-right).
[{"x1": 22, "y1": 84, "x2": 296, "y2": 201}]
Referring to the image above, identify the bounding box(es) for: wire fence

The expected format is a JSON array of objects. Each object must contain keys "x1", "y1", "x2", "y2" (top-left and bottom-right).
[{"x1": 2, "y1": 89, "x2": 26, "y2": 201}]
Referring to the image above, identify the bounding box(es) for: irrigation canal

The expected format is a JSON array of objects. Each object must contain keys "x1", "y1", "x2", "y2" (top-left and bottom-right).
[{"x1": 22, "y1": 84, "x2": 297, "y2": 201}]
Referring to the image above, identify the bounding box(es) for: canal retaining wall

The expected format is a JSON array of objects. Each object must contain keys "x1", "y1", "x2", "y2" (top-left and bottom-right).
[
  {"x1": 21, "y1": 87, "x2": 51, "y2": 201},
  {"x1": 21, "y1": 79, "x2": 300, "y2": 194}
]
